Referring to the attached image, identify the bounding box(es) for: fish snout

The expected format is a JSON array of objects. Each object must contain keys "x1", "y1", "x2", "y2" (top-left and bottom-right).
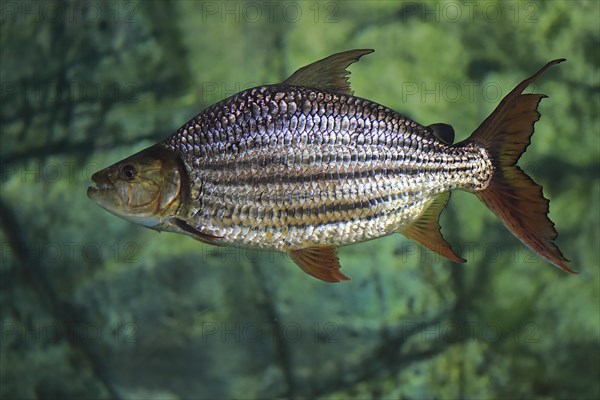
[{"x1": 87, "y1": 169, "x2": 114, "y2": 199}]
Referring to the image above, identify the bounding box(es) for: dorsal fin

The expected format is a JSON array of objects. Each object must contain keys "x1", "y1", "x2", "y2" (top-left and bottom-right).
[
  {"x1": 283, "y1": 49, "x2": 374, "y2": 95},
  {"x1": 288, "y1": 245, "x2": 350, "y2": 282},
  {"x1": 400, "y1": 192, "x2": 465, "y2": 263},
  {"x1": 428, "y1": 123, "x2": 455, "y2": 145}
]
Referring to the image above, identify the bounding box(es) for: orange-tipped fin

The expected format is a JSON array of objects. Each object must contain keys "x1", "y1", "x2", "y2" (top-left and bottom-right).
[
  {"x1": 401, "y1": 192, "x2": 466, "y2": 263},
  {"x1": 288, "y1": 245, "x2": 350, "y2": 282}
]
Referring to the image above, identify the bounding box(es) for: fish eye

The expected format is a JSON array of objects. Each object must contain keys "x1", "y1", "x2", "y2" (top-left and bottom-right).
[{"x1": 120, "y1": 164, "x2": 137, "y2": 181}]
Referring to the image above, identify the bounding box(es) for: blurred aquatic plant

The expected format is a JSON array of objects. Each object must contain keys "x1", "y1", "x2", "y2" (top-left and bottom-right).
[{"x1": 1, "y1": 1, "x2": 598, "y2": 399}]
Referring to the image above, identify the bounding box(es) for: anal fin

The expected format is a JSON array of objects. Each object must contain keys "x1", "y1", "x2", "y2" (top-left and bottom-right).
[
  {"x1": 288, "y1": 245, "x2": 350, "y2": 282},
  {"x1": 401, "y1": 192, "x2": 465, "y2": 263}
]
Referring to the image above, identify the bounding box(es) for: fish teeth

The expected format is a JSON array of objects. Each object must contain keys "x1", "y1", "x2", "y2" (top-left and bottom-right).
[{"x1": 92, "y1": 181, "x2": 112, "y2": 190}]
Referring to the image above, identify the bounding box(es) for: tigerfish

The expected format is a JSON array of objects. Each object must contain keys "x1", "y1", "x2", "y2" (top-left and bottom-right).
[{"x1": 88, "y1": 49, "x2": 574, "y2": 282}]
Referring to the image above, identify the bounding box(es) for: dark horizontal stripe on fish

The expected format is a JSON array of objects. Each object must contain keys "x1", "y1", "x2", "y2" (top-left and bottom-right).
[
  {"x1": 203, "y1": 163, "x2": 469, "y2": 187},
  {"x1": 202, "y1": 148, "x2": 435, "y2": 171},
  {"x1": 203, "y1": 188, "x2": 421, "y2": 230},
  {"x1": 235, "y1": 200, "x2": 401, "y2": 231}
]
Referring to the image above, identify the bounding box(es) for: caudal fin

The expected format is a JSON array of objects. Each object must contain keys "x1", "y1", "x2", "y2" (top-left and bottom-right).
[{"x1": 464, "y1": 59, "x2": 575, "y2": 273}]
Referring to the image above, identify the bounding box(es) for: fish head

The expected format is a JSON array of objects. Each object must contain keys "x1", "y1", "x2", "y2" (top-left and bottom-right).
[{"x1": 87, "y1": 145, "x2": 185, "y2": 229}]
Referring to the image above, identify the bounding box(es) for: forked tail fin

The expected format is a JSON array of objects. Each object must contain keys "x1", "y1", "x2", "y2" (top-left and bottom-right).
[{"x1": 463, "y1": 59, "x2": 575, "y2": 273}]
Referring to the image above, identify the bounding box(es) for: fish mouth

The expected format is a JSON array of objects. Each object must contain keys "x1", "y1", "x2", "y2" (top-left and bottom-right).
[{"x1": 87, "y1": 171, "x2": 114, "y2": 198}]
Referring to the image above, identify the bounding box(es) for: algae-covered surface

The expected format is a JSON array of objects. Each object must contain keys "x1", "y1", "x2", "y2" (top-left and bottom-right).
[{"x1": 1, "y1": 1, "x2": 599, "y2": 398}]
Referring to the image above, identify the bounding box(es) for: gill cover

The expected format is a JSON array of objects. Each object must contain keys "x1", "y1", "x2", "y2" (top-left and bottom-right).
[{"x1": 87, "y1": 144, "x2": 186, "y2": 228}]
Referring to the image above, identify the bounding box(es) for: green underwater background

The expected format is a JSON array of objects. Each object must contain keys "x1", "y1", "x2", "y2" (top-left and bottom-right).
[{"x1": 1, "y1": 0, "x2": 599, "y2": 398}]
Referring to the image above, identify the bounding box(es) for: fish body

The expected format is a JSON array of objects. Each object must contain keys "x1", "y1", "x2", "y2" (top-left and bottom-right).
[
  {"x1": 161, "y1": 85, "x2": 491, "y2": 250},
  {"x1": 88, "y1": 49, "x2": 574, "y2": 281}
]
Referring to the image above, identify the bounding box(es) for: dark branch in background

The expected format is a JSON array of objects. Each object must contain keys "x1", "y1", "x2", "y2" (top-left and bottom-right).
[
  {"x1": 1, "y1": 0, "x2": 192, "y2": 164},
  {"x1": 249, "y1": 259, "x2": 296, "y2": 399},
  {"x1": 0, "y1": 74, "x2": 186, "y2": 161},
  {"x1": 0, "y1": 6, "x2": 152, "y2": 397},
  {"x1": 0, "y1": 131, "x2": 160, "y2": 167},
  {"x1": 0, "y1": 195, "x2": 122, "y2": 399},
  {"x1": 272, "y1": 18, "x2": 287, "y2": 82},
  {"x1": 0, "y1": 3, "x2": 193, "y2": 397},
  {"x1": 310, "y1": 312, "x2": 453, "y2": 398},
  {"x1": 140, "y1": 2, "x2": 191, "y2": 88}
]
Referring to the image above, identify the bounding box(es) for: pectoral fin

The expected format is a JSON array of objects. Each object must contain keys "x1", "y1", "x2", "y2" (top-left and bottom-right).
[
  {"x1": 288, "y1": 245, "x2": 350, "y2": 282},
  {"x1": 170, "y1": 218, "x2": 223, "y2": 246},
  {"x1": 283, "y1": 49, "x2": 374, "y2": 95},
  {"x1": 401, "y1": 192, "x2": 465, "y2": 263}
]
